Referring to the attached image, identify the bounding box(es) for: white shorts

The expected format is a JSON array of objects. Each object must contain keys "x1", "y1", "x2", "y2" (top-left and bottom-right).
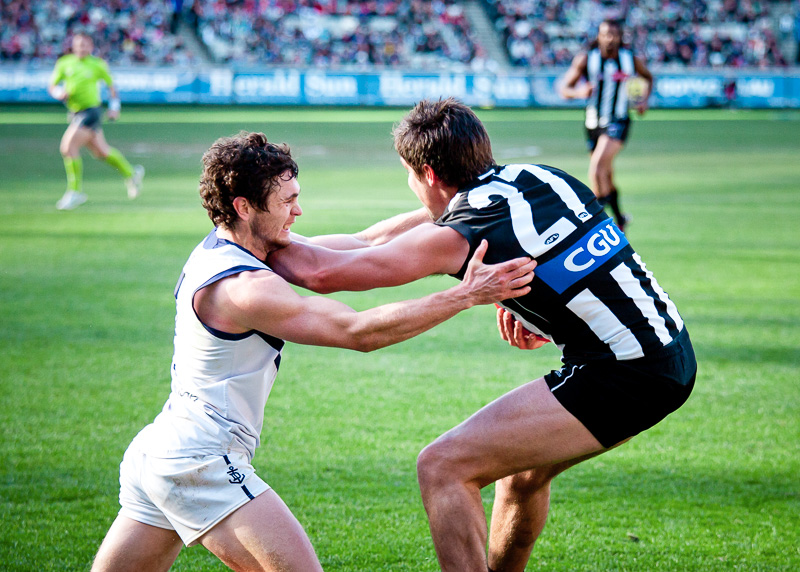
[{"x1": 118, "y1": 444, "x2": 270, "y2": 546}]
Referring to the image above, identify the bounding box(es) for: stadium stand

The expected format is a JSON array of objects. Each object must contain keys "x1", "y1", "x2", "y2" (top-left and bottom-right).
[
  {"x1": 0, "y1": 0, "x2": 197, "y2": 65},
  {"x1": 191, "y1": 0, "x2": 480, "y2": 69},
  {"x1": 484, "y1": 0, "x2": 795, "y2": 68},
  {"x1": 1, "y1": 0, "x2": 796, "y2": 68}
]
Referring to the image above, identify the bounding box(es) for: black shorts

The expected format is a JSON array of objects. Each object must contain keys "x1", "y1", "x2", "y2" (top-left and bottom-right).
[
  {"x1": 586, "y1": 118, "x2": 630, "y2": 152},
  {"x1": 544, "y1": 328, "x2": 696, "y2": 448},
  {"x1": 69, "y1": 106, "x2": 103, "y2": 131}
]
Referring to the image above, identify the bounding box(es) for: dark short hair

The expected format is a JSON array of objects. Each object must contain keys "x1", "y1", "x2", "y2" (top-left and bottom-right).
[
  {"x1": 599, "y1": 19, "x2": 622, "y2": 32},
  {"x1": 199, "y1": 131, "x2": 298, "y2": 228},
  {"x1": 392, "y1": 97, "x2": 495, "y2": 188}
]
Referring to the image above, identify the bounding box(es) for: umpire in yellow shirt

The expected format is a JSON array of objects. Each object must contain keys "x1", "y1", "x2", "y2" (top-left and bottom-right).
[{"x1": 49, "y1": 32, "x2": 144, "y2": 210}]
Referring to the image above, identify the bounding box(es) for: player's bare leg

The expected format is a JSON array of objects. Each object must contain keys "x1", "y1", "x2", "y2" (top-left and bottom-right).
[
  {"x1": 91, "y1": 515, "x2": 182, "y2": 572},
  {"x1": 86, "y1": 128, "x2": 112, "y2": 159},
  {"x1": 60, "y1": 123, "x2": 93, "y2": 159},
  {"x1": 416, "y1": 378, "x2": 605, "y2": 572},
  {"x1": 487, "y1": 443, "x2": 626, "y2": 572},
  {"x1": 56, "y1": 124, "x2": 94, "y2": 209},
  {"x1": 87, "y1": 129, "x2": 143, "y2": 198},
  {"x1": 199, "y1": 488, "x2": 323, "y2": 572},
  {"x1": 588, "y1": 134, "x2": 623, "y2": 199}
]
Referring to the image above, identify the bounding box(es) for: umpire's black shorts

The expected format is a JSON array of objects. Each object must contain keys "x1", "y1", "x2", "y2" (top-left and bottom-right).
[
  {"x1": 68, "y1": 106, "x2": 104, "y2": 131},
  {"x1": 544, "y1": 327, "x2": 696, "y2": 448}
]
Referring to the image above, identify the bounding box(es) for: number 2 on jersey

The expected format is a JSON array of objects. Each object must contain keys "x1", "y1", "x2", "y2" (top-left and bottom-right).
[{"x1": 466, "y1": 165, "x2": 591, "y2": 257}]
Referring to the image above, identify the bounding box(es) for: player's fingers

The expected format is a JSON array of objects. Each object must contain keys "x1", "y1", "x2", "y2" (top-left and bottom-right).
[
  {"x1": 508, "y1": 271, "x2": 534, "y2": 290},
  {"x1": 504, "y1": 285, "x2": 531, "y2": 299},
  {"x1": 469, "y1": 240, "x2": 488, "y2": 265},
  {"x1": 496, "y1": 307, "x2": 510, "y2": 342},
  {"x1": 504, "y1": 257, "x2": 536, "y2": 275},
  {"x1": 503, "y1": 310, "x2": 517, "y2": 345}
]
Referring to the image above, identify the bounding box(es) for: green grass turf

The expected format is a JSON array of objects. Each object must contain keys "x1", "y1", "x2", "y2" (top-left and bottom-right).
[{"x1": 1, "y1": 104, "x2": 798, "y2": 571}]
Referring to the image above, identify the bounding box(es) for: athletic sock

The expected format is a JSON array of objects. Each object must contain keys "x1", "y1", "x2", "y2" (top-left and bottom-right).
[
  {"x1": 104, "y1": 147, "x2": 134, "y2": 178},
  {"x1": 63, "y1": 156, "x2": 83, "y2": 192},
  {"x1": 607, "y1": 188, "x2": 625, "y2": 225}
]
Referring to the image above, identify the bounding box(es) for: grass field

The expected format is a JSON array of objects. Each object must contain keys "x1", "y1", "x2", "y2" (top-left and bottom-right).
[{"x1": 1, "y1": 104, "x2": 799, "y2": 571}]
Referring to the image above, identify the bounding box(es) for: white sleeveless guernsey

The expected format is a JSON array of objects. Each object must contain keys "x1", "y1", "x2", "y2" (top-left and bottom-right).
[{"x1": 133, "y1": 229, "x2": 284, "y2": 461}]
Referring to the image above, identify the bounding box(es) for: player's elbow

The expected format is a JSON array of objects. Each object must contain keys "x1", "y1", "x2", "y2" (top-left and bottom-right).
[
  {"x1": 301, "y1": 267, "x2": 342, "y2": 294},
  {"x1": 343, "y1": 327, "x2": 385, "y2": 353}
]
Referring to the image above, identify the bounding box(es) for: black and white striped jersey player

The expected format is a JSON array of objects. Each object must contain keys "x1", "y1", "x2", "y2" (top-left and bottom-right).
[
  {"x1": 560, "y1": 19, "x2": 654, "y2": 234},
  {"x1": 269, "y1": 97, "x2": 696, "y2": 572}
]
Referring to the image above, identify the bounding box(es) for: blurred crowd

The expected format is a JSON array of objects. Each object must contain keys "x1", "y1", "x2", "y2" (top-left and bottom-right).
[
  {"x1": 491, "y1": 0, "x2": 795, "y2": 68},
  {"x1": 193, "y1": 0, "x2": 480, "y2": 70},
  {"x1": 1, "y1": 0, "x2": 797, "y2": 69},
  {"x1": 0, "y1": 0, "x2": 196, "y2": 65}
]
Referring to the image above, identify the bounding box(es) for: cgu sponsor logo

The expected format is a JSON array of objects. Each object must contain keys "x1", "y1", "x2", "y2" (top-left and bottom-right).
[
  {"x1": 564, "y1": 224, "x2": 621, "y2": 272},
  {"x1": 534, "y1": 220, "x2": 629, "y2": 294}
]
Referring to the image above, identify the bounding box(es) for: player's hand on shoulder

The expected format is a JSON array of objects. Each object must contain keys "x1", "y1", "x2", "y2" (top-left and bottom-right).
[
  {"x1": 460, "y1": 240, "x2": 535, "y2": 306},
  {"x1": 496, "y1": 306, "x2": 550, "y2": 350}
]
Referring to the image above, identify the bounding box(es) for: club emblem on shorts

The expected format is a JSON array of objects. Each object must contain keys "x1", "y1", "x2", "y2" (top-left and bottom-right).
[{"x1": 227, "y1": 465, "x2": 245, "y2": 484}]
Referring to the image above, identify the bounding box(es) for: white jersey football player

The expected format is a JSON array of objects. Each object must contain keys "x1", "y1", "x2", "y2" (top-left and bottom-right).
[
  {"x1": 269, "y1": 98, "x2": 695, "y2": 572},
  {"x1": 90, "y1": 131, "x2": 535, "y2": 572}
]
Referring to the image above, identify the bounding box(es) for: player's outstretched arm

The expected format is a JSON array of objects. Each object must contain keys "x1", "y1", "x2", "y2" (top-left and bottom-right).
[
  {"x1": 290, "y1": 208, "x2": 432, "y2": 250},
  {"x1": 270, "y1": 222, "x2": 469, "y2": 293},
  {"x1": 204, "y1": 241, "x2": 535, "y2": 352}
]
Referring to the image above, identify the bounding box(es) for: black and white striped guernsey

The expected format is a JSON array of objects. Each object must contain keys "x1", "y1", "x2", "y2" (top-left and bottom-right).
[
  {"x1": 437, "y1": 164, "x2": 684, "y2": 362},
  {"x1": 583, "y1": 46, "x2": 635, "y2": 129}
]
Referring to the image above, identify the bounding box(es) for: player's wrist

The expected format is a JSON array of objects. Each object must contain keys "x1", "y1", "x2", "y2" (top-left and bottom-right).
[
  {"x1": 109, "y1": 98, "x2": 121, "y2": 113},
  {"x1": 449, "y1": 282, "x2": 477, "y2": 309}
]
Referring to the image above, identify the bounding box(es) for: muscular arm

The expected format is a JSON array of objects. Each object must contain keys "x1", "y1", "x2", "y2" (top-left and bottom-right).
[
  {"x1": 291, "y1": 208, "x2": 432, "y2": 250},
  {"x1": 559, "y1": 53, "x2": 592, "y2": 100},
  {"x1": 196, "y1": 241, "x2": 535, "y2": 352},
  {"x1": 269, "y1": 222, "x2": 470, "y2": 294}
]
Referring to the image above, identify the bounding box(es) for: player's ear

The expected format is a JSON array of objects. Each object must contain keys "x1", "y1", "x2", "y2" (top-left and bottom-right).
[
  {"x1": 232, "y1": 196, "x2": 251, "y2": 220},
  {"x1": 422, "y1": 164, "x2": 438, "y2": 186}
]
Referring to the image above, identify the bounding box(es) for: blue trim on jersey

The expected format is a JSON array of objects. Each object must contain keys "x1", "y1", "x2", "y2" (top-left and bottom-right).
[
  {"x1": 255, "y1": 331, "x2": 286, "y2": 354},
  {"x1": 535, "y1": 219, "x2": 629, "y2": 294},
  {"x1": 203, "y1": 228, "x2": 265, "y2": 262}
]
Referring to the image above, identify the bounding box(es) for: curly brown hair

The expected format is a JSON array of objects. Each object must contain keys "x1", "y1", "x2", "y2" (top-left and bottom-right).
[
  {"x1": 199, "y1": 131, "x2": 298, "y2": 228},
  {"x1": 392, "y1": 98, "x2": 495, "y2": 189}
]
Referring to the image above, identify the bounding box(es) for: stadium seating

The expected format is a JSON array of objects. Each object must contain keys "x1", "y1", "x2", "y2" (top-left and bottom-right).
[
  {"x1": 485, "y1": 0, "x2": 793, "y2": 68},
  {"x1": 1, "y1": 0, "x2": 794, "y2": 68},
  {"x1": 0, "y1": 0, "x2": 196, "y2": 65},
  {"x1": 191, "y1": 0, "x2": 479, "y2": 69}
]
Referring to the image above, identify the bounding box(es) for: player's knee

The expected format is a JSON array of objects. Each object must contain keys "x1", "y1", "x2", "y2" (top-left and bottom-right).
[{"x1": 416, "y1": 440, "x2": 457, "y2": 494}]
